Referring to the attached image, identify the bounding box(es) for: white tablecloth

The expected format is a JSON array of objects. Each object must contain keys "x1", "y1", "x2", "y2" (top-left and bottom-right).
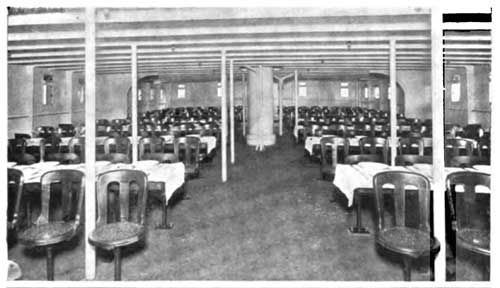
[
  {"x1": 333, "y1": 163, "x2": 490, "y2": 207},
  {"x1": 304, "y1": 135, "x2": 364, "y2": 155},
  {"x1": 11, "y1": 161, "x2": 185, "y2": 203}
]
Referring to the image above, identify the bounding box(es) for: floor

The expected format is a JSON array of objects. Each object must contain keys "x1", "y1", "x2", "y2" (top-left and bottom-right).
[{"x1": 7, "y1": 129, "x2": 485, "y2": 281}]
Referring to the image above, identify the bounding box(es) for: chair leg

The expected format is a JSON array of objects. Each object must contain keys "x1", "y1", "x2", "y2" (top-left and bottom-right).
[
  {"x1": 403, "y1": 256, "x2": 412, "y2": 281},
  {"x1": 46, "y1": 245, "x2": 54, "y2": 281},
  {"x1": 114, "y1": 247, "x2": 121, "y2": 281}
]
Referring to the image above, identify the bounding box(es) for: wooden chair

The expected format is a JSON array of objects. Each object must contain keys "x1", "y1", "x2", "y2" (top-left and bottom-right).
[
  {"x1": 8, "y1": 169, "x2": 24, "y2": 245},
  {"x1": 373, "y1": 171, "x2": 440, "y2": 281},
  {"x1": 476, "y1": 138, "x2": 490, "y2": 161},
  {"x1": 18, "y1": 170, "x2": 85, "y2": 280},
  {"x1": 139, "y1": 137, "x2": 165, "y2": 160},
  {"x1": 446, "y1": 171, "x2": 490, "y2": 280},
  {"x1": 89, "y1": 169, "x2": 148, "y2": 280},
  {"x1": 445, "y1": 138, "x2": 474, "y2": 166},
  {"x1": 320, "y1": 136, "x2": 349, "y2": 181},
  {"x1": 398, "y1": 137, "x2": 424, "y2": 156},
  {"x1": 174, "y1": 136, "x2": 201, "y2": 179},
  {"x1": 9, "y1": 138, "x2": 36, "y2": 165},
  {"x1": 142, "y1": 153, "x2": 178, "y2": 163},
  {"x1": 99, "y1": 137, "x2": 131, "y2": 163},
  {"x1": 395, "y1": 155, "x2": 433, "y2": 166},
  {"x1": 57, "y1": 124, "x2": 75, "y2": 137},
  {"x1": 46, "y1": 137, "x2": 84, "y2": 164},
  {"x1": 359, "y1": 136, "x2": 389, "y2": 164}
]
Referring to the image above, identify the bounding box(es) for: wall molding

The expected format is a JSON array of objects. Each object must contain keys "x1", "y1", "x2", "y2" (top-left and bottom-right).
[
  {"x1": 8, "y1": 114, "x2": 31, "y2": 119},
  {"x1": 33, "y1": 111, "x2": 71, "y2": 117}
]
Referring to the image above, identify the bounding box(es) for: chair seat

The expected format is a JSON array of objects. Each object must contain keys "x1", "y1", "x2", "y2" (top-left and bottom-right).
[
  {"x1": 18, "y1": 221, "x2": 78, "y2": 246},
  {"x1": 457, "y1": 228, "x2": 490, "y2": 256},
  {"x1": 377, "y1": 227, "x2": 439, "y2": 258},
  {"x1": 89, "y1": 221, "x2": 144, "y2": 250}
]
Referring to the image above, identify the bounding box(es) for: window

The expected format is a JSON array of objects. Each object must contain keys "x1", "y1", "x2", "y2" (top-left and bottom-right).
[
  {"x1": 42, "y1": 74, "x2": 53, "y2": 105},
  {"x1": 138, "y1": 89, "x2": 142, "y2": 101},
  {"x1": 451, "y1": 75, "x2": 461, "y2": 102},
  {"x1": 217, "y1": 82, "x2": 222, "y2": 97},
  {"x1": 373, "y1": 86, "x2": 380, "y2": 99},
  {"x1": 149, "y1": 87, "x2": 154, "y2": 100},
  {"x1": 160, "y1": 87, "x2": 165, "y2": 101},
  {"x1": 340, "y1": 82, "x2": 349, "y2": 98},
  {"x1": 78, "y1": 78, "x2": 85, "y2": 103},
  {"x1": 299, "y1": 81, "x2": 307, "y2": 97},
  {"x1": 363, "y1": 86, "x2": 369, "y2": 99},
  {"x1": 177, "y1": 84, "x2": 186, "y2": 98}
]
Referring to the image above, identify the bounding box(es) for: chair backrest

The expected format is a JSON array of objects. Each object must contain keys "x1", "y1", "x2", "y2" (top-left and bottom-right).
[
  {"x1": 174, "y1": 136, "x2": 200, "y2": 168},
  {"x1": 477, "y1": 138, "x2": 490, "y2": 159},
  {"x1": 104, "y1": 136, "x2": 131, "y2": 155},
  {"x1": 67, "y1": 137, "x2": 85, "y2": 162},
  {"x1": 8, "y1": 168, "x2": 24, "y2": 230},
  {"x1": 320, "y1": 136, "x2": 349, "y2": 165},
  {"x1": 344, "y1": 154, "x2": 384, "y2": 165},
  {"x1": 96, "y1": 169, "x2": 148, "y2": 226},
  {"x1": 446, "y1": 171, "x2": 490, "y2": 229},
  {"x1": 139, "y1": 137, "x2": 165, "y2": 160},
  {"x1": 373, "y1": 171, "x2": 431, "y2": 232},
  {"x1": 395, "y1": 155, "x2": 433, "y2": 166},
  {"x1": 58, "y1": 124, "x2": 76, "y2": 137},
  {"x1": 359, "y1": 137, "x2": 389, "y2": 163},
  {"x1": 445, "y1": 138, "x2": 474, "y2": 157},
  {"x1": 398, "y1": 137, "x2": 424, "y2": 156},
  {"x1": 36, "y1": 170, "x2": 85, "y2": 226}
]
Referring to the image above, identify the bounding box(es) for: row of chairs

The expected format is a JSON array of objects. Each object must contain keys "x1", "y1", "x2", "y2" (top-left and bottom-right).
[
  {"x1": 367, "y1": 169, "x2": 489, "y2": 280},
  {"x1": 8, "y1": 168, "x2": 152, "y2": 280}
]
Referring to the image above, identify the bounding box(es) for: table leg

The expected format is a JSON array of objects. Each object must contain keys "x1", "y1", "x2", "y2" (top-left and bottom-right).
[
  {"x1": 156, "y1": 194, "x2": 173, "y2": 230},
  {"x1": 348, "y1": 190, "x2": 370, "y2": 234}
]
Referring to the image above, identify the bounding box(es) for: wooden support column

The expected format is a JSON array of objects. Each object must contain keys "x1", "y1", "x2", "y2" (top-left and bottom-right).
[
  {"x1": 278, "y1": 79, "x2": 283, "y2": 136},
  {"x1": 389, "y1": 39, "x2": 397, "y2": 166},
  {"x1": 294, "y1": 70, "x2": 299, "y2": 142},
  {"x1": 84, "y1": 7, "x2": 96, "y2": 280},
  {"x1": 490, "y1": 6, "x2": 498, "y2": 283},
  {"x1": 431, "y1": 8, "x2": 446, "y2": 282},
  {"x1": 221, "y1": 50, "x2": 227, "y2": 182},
  {"x1": 229, "y1": 59, "x2": 235, "y2": 164},
  {"x1": 131, "y1": 45, "x2": 138, "y2": 164},
  {"x1": 242, "y1": 73, "x2": 247, "y2": 136}
]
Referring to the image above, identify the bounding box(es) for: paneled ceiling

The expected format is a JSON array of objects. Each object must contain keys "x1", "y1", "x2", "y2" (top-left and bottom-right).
[{"x1": 7, "y1": 7, "x2": 492, "y2": 78}]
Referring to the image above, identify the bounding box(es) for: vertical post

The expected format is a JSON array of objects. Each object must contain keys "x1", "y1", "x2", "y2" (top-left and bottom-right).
[
  {"x1": 278, "y1": 79, "x2": 283, "y2": 136},
  {"x1": 221, "y1": 50, "x2": 227, "y2": 182},
  {"x1": 389, "y1": 39, "x2": 397, "y2": 166},
  {"x1": 490, "y1": 6, "x2": 498, "y2": 283},
  {"x1": 294, "y1": 70, "x2": 299, "y2": 141},
  {"x1": 431, "y1": 8, "x2": 446, "y2": 282},
  {"x1": 242, "y1": 73, "x2": 247, "y2": 136},
  {"x1": 84, "y1": 7, "x2": 96, "y2": 280},
  {"x1": 229, "y1": 59, "x2": 235, "y2": 164},
  {"x1": 131, "y1": 45, "x2": 138, "y2": 164}
]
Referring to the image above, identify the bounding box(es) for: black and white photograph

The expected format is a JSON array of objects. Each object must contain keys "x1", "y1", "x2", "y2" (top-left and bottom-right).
[{"x1": 1, "y1": 2, "x2": 497, "y2": 286}]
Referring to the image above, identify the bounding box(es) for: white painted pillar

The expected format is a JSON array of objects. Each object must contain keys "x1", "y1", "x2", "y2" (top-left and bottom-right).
[
  {"x1": 490, "y1": 6, "x2": 498, "y2": 283},
  {"x1": 294, "y1": 70, "x2": 299, "y2": 142},
  {"x1": 221, "y1": 50, "x2": 227, "y2": 182},
  {"x1": 389, "y1": 39, "x2": 397, "y2": 166},
  {"x1": 131, "y1": 45, "x2": 138, "y2": 164},
  {"x1": 84, "y1": 7, "x2": 96, "y2": 280},
  {"x1": 431, "y1": 8, "x2": 446, "y2": 282},
  {"x1": 242, "y1": 73, "x2": 247, "y2": 137},
  {"x1": 229, "y1": 59, "x2": 235, "y2": 164},
  {"x1": 278, "y1": 79, "x2": 283, "y2": 136}
]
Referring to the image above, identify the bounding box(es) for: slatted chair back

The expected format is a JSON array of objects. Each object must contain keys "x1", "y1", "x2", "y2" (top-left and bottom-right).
[
  {"x1": 8, "y1": 168, "x2": 24, "y2": 231},
  {"x1": 104, "y1": 137, "x2": 131, "y2": 155},
  {"x1": 448, "y1": 155, "x2": 489, "y2": 168},
  {"x1": 96, "y1": 169, "x2": 148, "y2": 226},
  {"x1": 374, "y1": 171, "x2": 431, "y2": 232},
  {"x1": 359, "y1": 136, "x2": 389, "y2": 164},
  {"x1": 445, "y1": 138, "x2": 474, "y2": 158},
  {"x1": 139, "y1": 137, "x2": 165, "y2": 160},
  {"x1": 446, "y1": 171, "x2": 490, "y2": 230},
  {"x1": 37, "y1": 170, "x2": 85, "y2": 226},
  {"x1": 344, "y1": 153, "x2": 384, "y2": 165},
  {"x1": 398, "y1": 137, "x2": 424, "y2": 156}
]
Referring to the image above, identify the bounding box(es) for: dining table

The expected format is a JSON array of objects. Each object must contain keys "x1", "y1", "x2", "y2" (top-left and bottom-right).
[
  {"x1": 332, "y1": 162, "x2": 490, "y2": 234},
  {"x1": 9, "y1": 160, "x2": 185, "y2": 229}
]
